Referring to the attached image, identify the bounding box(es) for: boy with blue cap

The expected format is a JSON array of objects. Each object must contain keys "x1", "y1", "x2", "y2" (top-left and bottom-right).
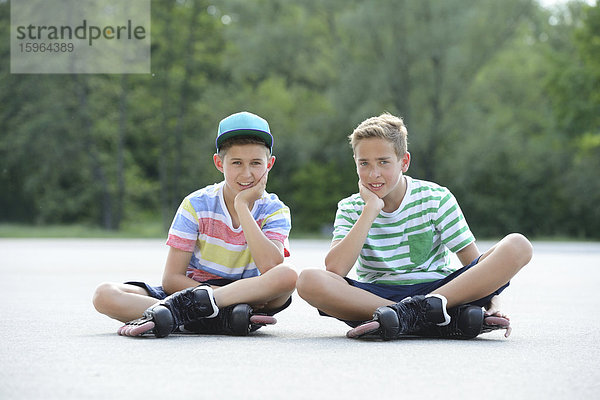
[{"x1": 93, "y1": 111, "x2": 296, "y2": 338}]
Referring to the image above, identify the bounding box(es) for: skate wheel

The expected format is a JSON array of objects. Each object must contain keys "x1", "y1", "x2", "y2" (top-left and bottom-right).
[
  {"x1": 249, "y1": 315, "x2": 276, "y2": 326},
  {"x1": 483, "y1": 316, "x2": 510, "y2": 328},
  {"x1": 346, "y1": 321, "x2": 380, "y2": 339},
  {"x1": 483, "y1": 316, "x2": 512, "y2": 338},
  {"x1": 118, "y1": 321, "x2": 155, "y2": 337}
]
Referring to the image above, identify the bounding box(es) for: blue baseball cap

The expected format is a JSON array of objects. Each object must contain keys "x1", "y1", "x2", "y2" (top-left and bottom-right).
[{"x1": 216, "y1": 111, "x2": 273, "y2": 151}]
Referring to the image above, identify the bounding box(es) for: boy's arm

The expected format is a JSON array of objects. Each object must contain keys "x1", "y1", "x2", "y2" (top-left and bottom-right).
[
  {"x1": 456, "y1": 242, "x2": 480, "y2": 266},
  {"x1": 325, "y1": 181, "x2": 384, "y2": 277},
  {"x1": 161, "y1": 247, "x2": 198, "y2": 294},
  {"x1": 234, "y1": 172, "x2": 285, "y2": 273}
]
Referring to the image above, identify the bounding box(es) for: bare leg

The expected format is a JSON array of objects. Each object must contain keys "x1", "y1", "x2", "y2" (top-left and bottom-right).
[
  {"x1": 93, "y1": 283, "x2": 159, "y2": 323},
  {"x1": 94, "y1": 264, "x2": 297, "y2": 324},
  {"x1": 298, "y1": 234, "x2": 532, "y2": 321},
  {"x1": 432, "y1": 233, "x2": 533, "y2": 308},
  {"x1": 212, "y1": 263, "x2": 297, "y2": 312},
  {"x1": 297, "y1": 269, "x2": 393, "y2": 321}
]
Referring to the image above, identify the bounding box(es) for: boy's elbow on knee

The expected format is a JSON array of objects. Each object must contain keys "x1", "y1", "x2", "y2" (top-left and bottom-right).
[{"x1": 161, "y1": 274, "x2": 180, "y2": 295}]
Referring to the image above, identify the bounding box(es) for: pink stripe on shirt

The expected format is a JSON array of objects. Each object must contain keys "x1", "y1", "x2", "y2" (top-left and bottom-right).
[
  {"x1": 166, "y1": 234, "x2": 196, "y2": 252},
  {"x1": 199, "y1": 218, "x2": 247, "y2": 245}
]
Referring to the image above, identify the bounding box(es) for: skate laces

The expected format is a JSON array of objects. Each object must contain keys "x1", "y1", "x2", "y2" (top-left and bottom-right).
[
  {"x1": 164, "y1": 287, "x2": 216, "y2": 325},
  {"x1": 391, "y1": 297, "x2": 430, "y2": 334}
]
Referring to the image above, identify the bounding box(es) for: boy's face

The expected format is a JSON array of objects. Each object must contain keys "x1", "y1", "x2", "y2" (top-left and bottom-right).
[
  {"x1": 354, "y1": 137, "x2": 410, "y2": 199},
  {"x1": 213, "y1": 143, "x2": 275, "y2": 196}
]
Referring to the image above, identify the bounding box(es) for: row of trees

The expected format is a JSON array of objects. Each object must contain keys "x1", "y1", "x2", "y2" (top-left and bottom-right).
[{"x1": 1, "y1": 0, "x2": 599, "y2": 238}]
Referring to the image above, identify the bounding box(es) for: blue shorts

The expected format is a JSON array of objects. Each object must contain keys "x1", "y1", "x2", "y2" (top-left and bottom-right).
[
  {"x1": 322, "y1": 256, "x2": 509, "y2": 327},
  {"x1": 125, "y1": 279, "x2": 292, "y2": 316}
]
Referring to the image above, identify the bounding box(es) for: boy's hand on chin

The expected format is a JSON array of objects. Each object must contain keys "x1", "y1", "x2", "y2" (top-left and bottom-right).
[
  {"x1": 235, "y1": 171, "x2": 268, "y2": 210},
  {"x1": 358, "y1": 180, "x2": 384, "y2": 213}
]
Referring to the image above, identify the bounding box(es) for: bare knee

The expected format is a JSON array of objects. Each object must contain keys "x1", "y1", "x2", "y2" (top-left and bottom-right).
[
  {"x1": 297, "y1": 269, "x2": 331, "y2": 302},
  {"x1": 92, "y1": 283, "x2": 115, "y2": 314},
  {"x1": 503, "y1": 233, "x2": 533, "y2": 266},
  {"x1": 92, "y1": 282, "x2": 123, "y2": 315},
  {"x1": 265, "y1": 263, "x2": 298, "y2": 293}
]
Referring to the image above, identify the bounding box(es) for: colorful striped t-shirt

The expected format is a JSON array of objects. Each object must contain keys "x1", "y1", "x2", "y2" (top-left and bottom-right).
[
  {"x1": 166, "y1": 181, "x2": 291, "y2": 281},
  {"x1": 333, "y1": 176, "x2": 475, "y2": 285}
]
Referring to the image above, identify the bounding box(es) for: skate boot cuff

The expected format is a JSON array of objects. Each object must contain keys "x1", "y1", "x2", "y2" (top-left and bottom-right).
[
  {"x1": 196, "y1": 284, "x2": 219, "y2": 319},
  {"x1": 426, "y1": 294, "x2": 450, "y2": 326}
]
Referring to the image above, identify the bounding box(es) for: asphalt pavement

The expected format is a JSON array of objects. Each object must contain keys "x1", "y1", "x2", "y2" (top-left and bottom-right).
[{"x1": 1, "y1": 238, "x2": 599, "y2": 399}]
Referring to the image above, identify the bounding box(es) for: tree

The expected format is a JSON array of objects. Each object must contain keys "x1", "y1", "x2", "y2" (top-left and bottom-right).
[
  {"x1": 1, "y1": 0, "x2": 598, "y2": 239},
  {"x1": 547, "y1": 2, "x2": 600, "y2": 237}
]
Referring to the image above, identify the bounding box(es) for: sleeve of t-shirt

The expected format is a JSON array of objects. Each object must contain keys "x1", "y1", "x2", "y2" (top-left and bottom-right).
[
  {"x1": 435, "y1": 189, "x2": 475, "y2": 253},
  {"x1": 166, "y1": 197, "x2": 199, "y2": 252},
  {"x1": 332, "y1": 197, "x2": 360, "y2": 242}
]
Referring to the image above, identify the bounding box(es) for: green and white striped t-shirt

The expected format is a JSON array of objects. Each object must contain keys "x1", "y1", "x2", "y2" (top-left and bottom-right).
[{"x1": 332, "y1": 176, "x2": 475, "y2": 285}]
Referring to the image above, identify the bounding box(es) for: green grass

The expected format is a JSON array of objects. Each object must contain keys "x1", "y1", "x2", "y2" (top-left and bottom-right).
[
  {"x1": 1, "y1": 223, "x2": 592, "y2": 242},
  {"x1": 0, "y1": 223, "x2": 332, "y2": 240},
  {"x1": 0, "y1": 221, "x2": 167, "y2": 238}
]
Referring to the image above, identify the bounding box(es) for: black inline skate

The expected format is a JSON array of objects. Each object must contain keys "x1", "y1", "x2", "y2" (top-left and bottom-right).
[
  {"x1": 347, "y1": 294, "x2": 510, "y2": 340},
  {"x1": 118, "y1": 284, "x2": 218, "y2": 338},
  {"x1": 182, "y1": 303, "x2": 277, "y2": 336}
]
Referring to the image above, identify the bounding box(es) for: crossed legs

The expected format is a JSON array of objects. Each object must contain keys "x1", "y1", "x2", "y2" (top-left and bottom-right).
[
  {"x1": 297, "y1": 233, "x2": 533, "y2": 321},
  {"x1": 93, "y1": 263, "x2": 297, "y2": 323}
]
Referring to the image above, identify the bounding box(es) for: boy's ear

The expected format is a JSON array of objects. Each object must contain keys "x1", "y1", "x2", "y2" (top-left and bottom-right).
[
  {"x1": 267, "y1": 156, "x2": 276, "y2": 171},
  {"x1": 401, "y1": 152, "x2": 411, "y2": 172},
  {"x1": 213, "y1": 153, "x2": 224, "y2": 173}
]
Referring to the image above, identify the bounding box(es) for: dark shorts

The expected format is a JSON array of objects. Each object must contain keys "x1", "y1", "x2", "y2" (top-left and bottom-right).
[
  {"x1": 321, "y1": 256, "x2": 510, "y2": 327},
  {"x1": 125, "y1": 279, "x2": 292, "y2": 316}
]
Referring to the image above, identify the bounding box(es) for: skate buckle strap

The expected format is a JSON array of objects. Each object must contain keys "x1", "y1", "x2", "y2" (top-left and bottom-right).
[
  {"x1": 193, "y1": 285, "x2": 219, "y2": 319},
  {"x1": 425, "y1": 294, "x2": 450, "y2": 326}
]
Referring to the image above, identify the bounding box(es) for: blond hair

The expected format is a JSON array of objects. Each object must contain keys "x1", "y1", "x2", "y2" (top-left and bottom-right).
[
  {"x1": 217, "y1": 136, "x2": 271, "y2": 158},
  {"x1": 348, "y1": 113, "x2": 408, "y2": 158}
]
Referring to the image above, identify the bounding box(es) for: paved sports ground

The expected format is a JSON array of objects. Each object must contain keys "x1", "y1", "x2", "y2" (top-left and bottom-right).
[{"x1": 1, "y1": 238, "x2": 598, "y2": 399}]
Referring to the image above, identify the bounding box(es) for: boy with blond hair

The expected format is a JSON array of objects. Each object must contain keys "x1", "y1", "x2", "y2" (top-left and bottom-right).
[
  {"x1": 93, "y1": 111, "x2": 297, "y2": 338},
  {"x1": 297, "y1": 112, "x2": 533, "y2": 339}
]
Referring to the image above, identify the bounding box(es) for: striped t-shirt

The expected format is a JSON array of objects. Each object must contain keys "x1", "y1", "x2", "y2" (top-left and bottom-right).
[
  {"x1": 333, "y1": 176, "x2": 474, "y2": 285},
  {"x1": 166, "y1": 181, "x2": 291, "y2": 281}
]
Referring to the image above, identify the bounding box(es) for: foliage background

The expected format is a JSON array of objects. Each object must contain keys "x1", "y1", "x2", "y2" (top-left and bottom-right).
[{"x1": 1, "y1": 0, "x2": 599, "y2": 239}]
